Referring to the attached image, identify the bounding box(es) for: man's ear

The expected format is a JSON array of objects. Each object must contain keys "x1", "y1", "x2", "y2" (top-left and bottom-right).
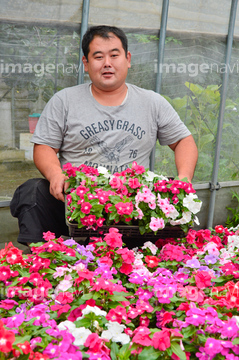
[
  {"x1": 127, "y1": 51, "x2": 132, "y2": 69},
  {"x1": 82, "y1": 56, "x2": 88, "y2": 72}
]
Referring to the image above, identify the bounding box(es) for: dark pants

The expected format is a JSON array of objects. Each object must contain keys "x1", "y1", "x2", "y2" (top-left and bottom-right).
[{"x1": 10, "y1": 178, "x2": 69, "y2": 245}]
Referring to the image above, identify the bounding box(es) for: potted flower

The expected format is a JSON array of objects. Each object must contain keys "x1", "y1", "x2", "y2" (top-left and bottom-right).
[{"x1": 63, "y1": 162, "x2": 202, "y2": 245}]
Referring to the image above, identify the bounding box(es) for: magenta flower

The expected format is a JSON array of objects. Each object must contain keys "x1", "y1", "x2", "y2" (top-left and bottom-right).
[
  {"x1": 204, "y1": 338, "x2": 222, "y2": 357},
  {"x1": 81, "y1": 202, "x2": 92, "y2": 214},
  {"x1": 220, "y1": 319, "x2": 239, "y2": 339},
  {"x1": 2, "y1": 312, "x2": 25, "y2": 328},
  {"x1": 43, "y1": 344, "x2": 60, "y2": 358},
  {"x1": 195, "y1": 347, "x2": 210, "y2": 360},
  {"x1": 186, "y1": 308, "x2": 206, "y2": 326}
]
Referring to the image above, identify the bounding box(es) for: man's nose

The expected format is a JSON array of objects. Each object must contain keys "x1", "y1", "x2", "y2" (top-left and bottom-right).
[{"x1": 104, "y1": 56, "x2": 112, "y2": 67}]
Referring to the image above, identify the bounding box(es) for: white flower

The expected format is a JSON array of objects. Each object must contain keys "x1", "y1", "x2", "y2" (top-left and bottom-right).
[
  {"x1": 194, "y1": 215, "x2": 200, "y2": 226},
  {"x1": 72, "y1": 327, "x2": 92, "y2": 346},
  {"x1": 227, "y1": 235, "x2": 239, "y2": 252},
  {"x1": 78, "y1": 305, "x2": 107, "y2": 319},
  {"x1": 57, "y1": 320, "x2": 76, "y2": 332},
  {"x1": 101, "y1": 321, "x2": 130, "y2": 345},
  {"x1": 170, "y1": 211, "x2": 192, "y2": 225},
  {"x1": 142, "y1": 241, "x2": 158, "y2": 255},
  {"x1": 143, "y1": 171, "x2": 168, "y2": 182},
  {"x1": 183, "y1": 193, "x2": 202, "y2": 214},
  {"x1": 98, "y1": 166, "x2": 111, "y2": 179}
]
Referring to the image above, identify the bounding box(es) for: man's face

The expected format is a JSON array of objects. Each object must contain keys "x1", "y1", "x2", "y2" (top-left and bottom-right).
[{"x1": 82, "y1": 34, "x2": 131, "y2": 92}]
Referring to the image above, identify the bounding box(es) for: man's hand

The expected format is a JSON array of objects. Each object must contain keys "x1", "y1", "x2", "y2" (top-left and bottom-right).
[
  {"x1": 169, "y1": 135, "x2": 198, "y2": 183},
  {"x1": 49, "y1": 172, "x2": 69, "y2": 202},
  {"x1": 33, "y1": 144, "x2": 68, "y2": 202}
]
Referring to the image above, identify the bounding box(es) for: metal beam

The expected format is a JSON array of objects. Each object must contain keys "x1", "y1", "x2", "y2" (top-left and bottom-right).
[
  {"x1": 150, "y1": 0, "x2": 169, "y2": 171},
  {"x1": 77, "y1": 0, "x2": 90, "y2": 85},
  {"x1": 207, "y1": 0, "x2": 238, "y2": 228}
]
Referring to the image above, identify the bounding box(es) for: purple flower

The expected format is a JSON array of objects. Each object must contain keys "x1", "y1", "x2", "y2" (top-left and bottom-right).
[
  {"x1": 75, "y1": 244, "x2": 95, "y2": 266},
  {"x1": 204, "y1": 254, "x2": 218, "y2": 265},
  {"x1": 64, "y1": 239, "x2": 78, "y2": 246},
  {"x1": 186, "y1": 258, "x2": 201, "y2": 268}
]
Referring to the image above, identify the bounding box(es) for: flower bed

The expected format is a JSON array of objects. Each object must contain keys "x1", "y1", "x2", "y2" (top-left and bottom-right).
[
  {"x1": 1, "y1": 225, "x2": 239, "y2": 359},
  {"x1": 63, "y1": 162, "x2": 202, "y2": 237}
]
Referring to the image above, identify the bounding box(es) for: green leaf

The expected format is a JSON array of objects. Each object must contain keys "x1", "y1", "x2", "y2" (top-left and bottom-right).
[
  {"x1": 182, "y1": 325, "x2": 196, "y2": 338},
  {"x1": 171, "y1": 341, "x2": 186, "y2": 360},
  {"x1": 110, "y1": 342, "x2": 119, "y2": 360},
  {"x1": 109, "y1": 292, "x2": 129, "y2": 302},
  {"x1": 13, "y1": 334, "x2": 32, "y2": 345},
  {"x1": 138, "y1": 346, "x2": 161, "y2": 360}
]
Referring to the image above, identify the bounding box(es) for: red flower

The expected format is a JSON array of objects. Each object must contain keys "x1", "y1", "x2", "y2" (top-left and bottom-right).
[
  {"x1": 215, "y1": 225, "x2": 225, "y2": 233},
  {"x1": 17, "y1": 341, "x2": 31, "y2": 354},
  {"x1": 0, "y1": 324, "x2": 15, "y2": 353},
  {"x1": 119, "y1": 262, "x2": 133, "y2": 275},
  {"x1": 145, "y1": 255, "x2": 159, "y2": 268},
  {"x1": 6, "y1": 248, "x2": 23, "y2": 265},
  {"x1": 0, "y1": 265, "x2": 11, "y2": 281},
  {"x1": 195, "y1": 271, "x2": 212, "y2": 289}
]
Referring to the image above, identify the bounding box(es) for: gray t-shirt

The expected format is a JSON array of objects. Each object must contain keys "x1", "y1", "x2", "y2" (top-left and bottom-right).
[{"x1": 32, "y1": 83, "x2": 190, "y2": 173}]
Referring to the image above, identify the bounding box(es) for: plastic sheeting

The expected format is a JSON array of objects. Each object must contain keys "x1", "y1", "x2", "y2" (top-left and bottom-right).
[{"x1": 1, "y1": 0, "x2": 238, "y2": 36}]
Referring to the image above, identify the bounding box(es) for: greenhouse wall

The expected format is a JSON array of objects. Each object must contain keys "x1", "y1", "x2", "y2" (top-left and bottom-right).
[{"x1": 1, "y1": 0, "x2": 239, "y2": 243}]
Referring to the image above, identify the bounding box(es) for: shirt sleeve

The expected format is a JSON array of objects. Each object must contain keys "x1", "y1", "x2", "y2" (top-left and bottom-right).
[
  {"x1": 31, "y1": 90, "x2": 67, "y2": 149},
  {"x1": 156, "y1": 94, "x2": 191, "y2": 145}
]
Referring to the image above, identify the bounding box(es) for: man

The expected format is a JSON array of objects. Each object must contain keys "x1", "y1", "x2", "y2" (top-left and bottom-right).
[{"x1": 10, "y1": 25, "x2": 198, "y2": 245}]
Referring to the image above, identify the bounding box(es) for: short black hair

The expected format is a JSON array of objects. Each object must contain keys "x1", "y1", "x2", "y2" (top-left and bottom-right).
[{"x1": 82, "y1": 25, "x2": 128, "y2": 61}]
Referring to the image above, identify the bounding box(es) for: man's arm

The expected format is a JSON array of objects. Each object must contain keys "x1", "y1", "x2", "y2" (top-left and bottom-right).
[
  {"x1": 168, "y1": 135, "x2": 198, "y2": 183},
  {"x1": 33, "y1": 144, "x2": 68, "y2": 202}
]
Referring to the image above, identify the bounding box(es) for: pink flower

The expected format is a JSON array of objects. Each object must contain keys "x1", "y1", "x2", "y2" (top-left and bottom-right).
[
  {"x1": 42, "y1": 231, "x2": 56, "y2": 241},
  {"x1": 128, "y1": 177, "x2": 141, "y2": 189},
  {"x1": 132, "y1": 326, "x2": 152, "y2": 346},
  {"x1": 81, "y1": 202, "x2": 92, "y2": 214},
  {"x1": 149, "y1": 217, "x2": 165, "y2": 232},
  {"x1": 109, "y1": 176, "x2": 123, "y2": 189},
  {"x1": 104, "y1": 228, "x2": 123, "y2": 248},
  {"x1": 195, "y1": 271, "x2": 212, "y2": 289},
  {"x1": 152, "y1": 329, "x2": 171, "y2": 351}
]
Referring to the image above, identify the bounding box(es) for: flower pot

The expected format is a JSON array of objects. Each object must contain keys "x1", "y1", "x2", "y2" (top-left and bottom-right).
[{"x1": 67, "y1": 220, "x2": 186, "y2": 248}]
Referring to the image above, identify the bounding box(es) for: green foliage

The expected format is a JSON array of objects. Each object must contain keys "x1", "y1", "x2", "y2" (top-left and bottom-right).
[
  {"x1": 226, "y1": 190, "x2": 239, "y2": 228},
  {"x1": 155, "y1": 82, "x2": 239, "y2": 183}
]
